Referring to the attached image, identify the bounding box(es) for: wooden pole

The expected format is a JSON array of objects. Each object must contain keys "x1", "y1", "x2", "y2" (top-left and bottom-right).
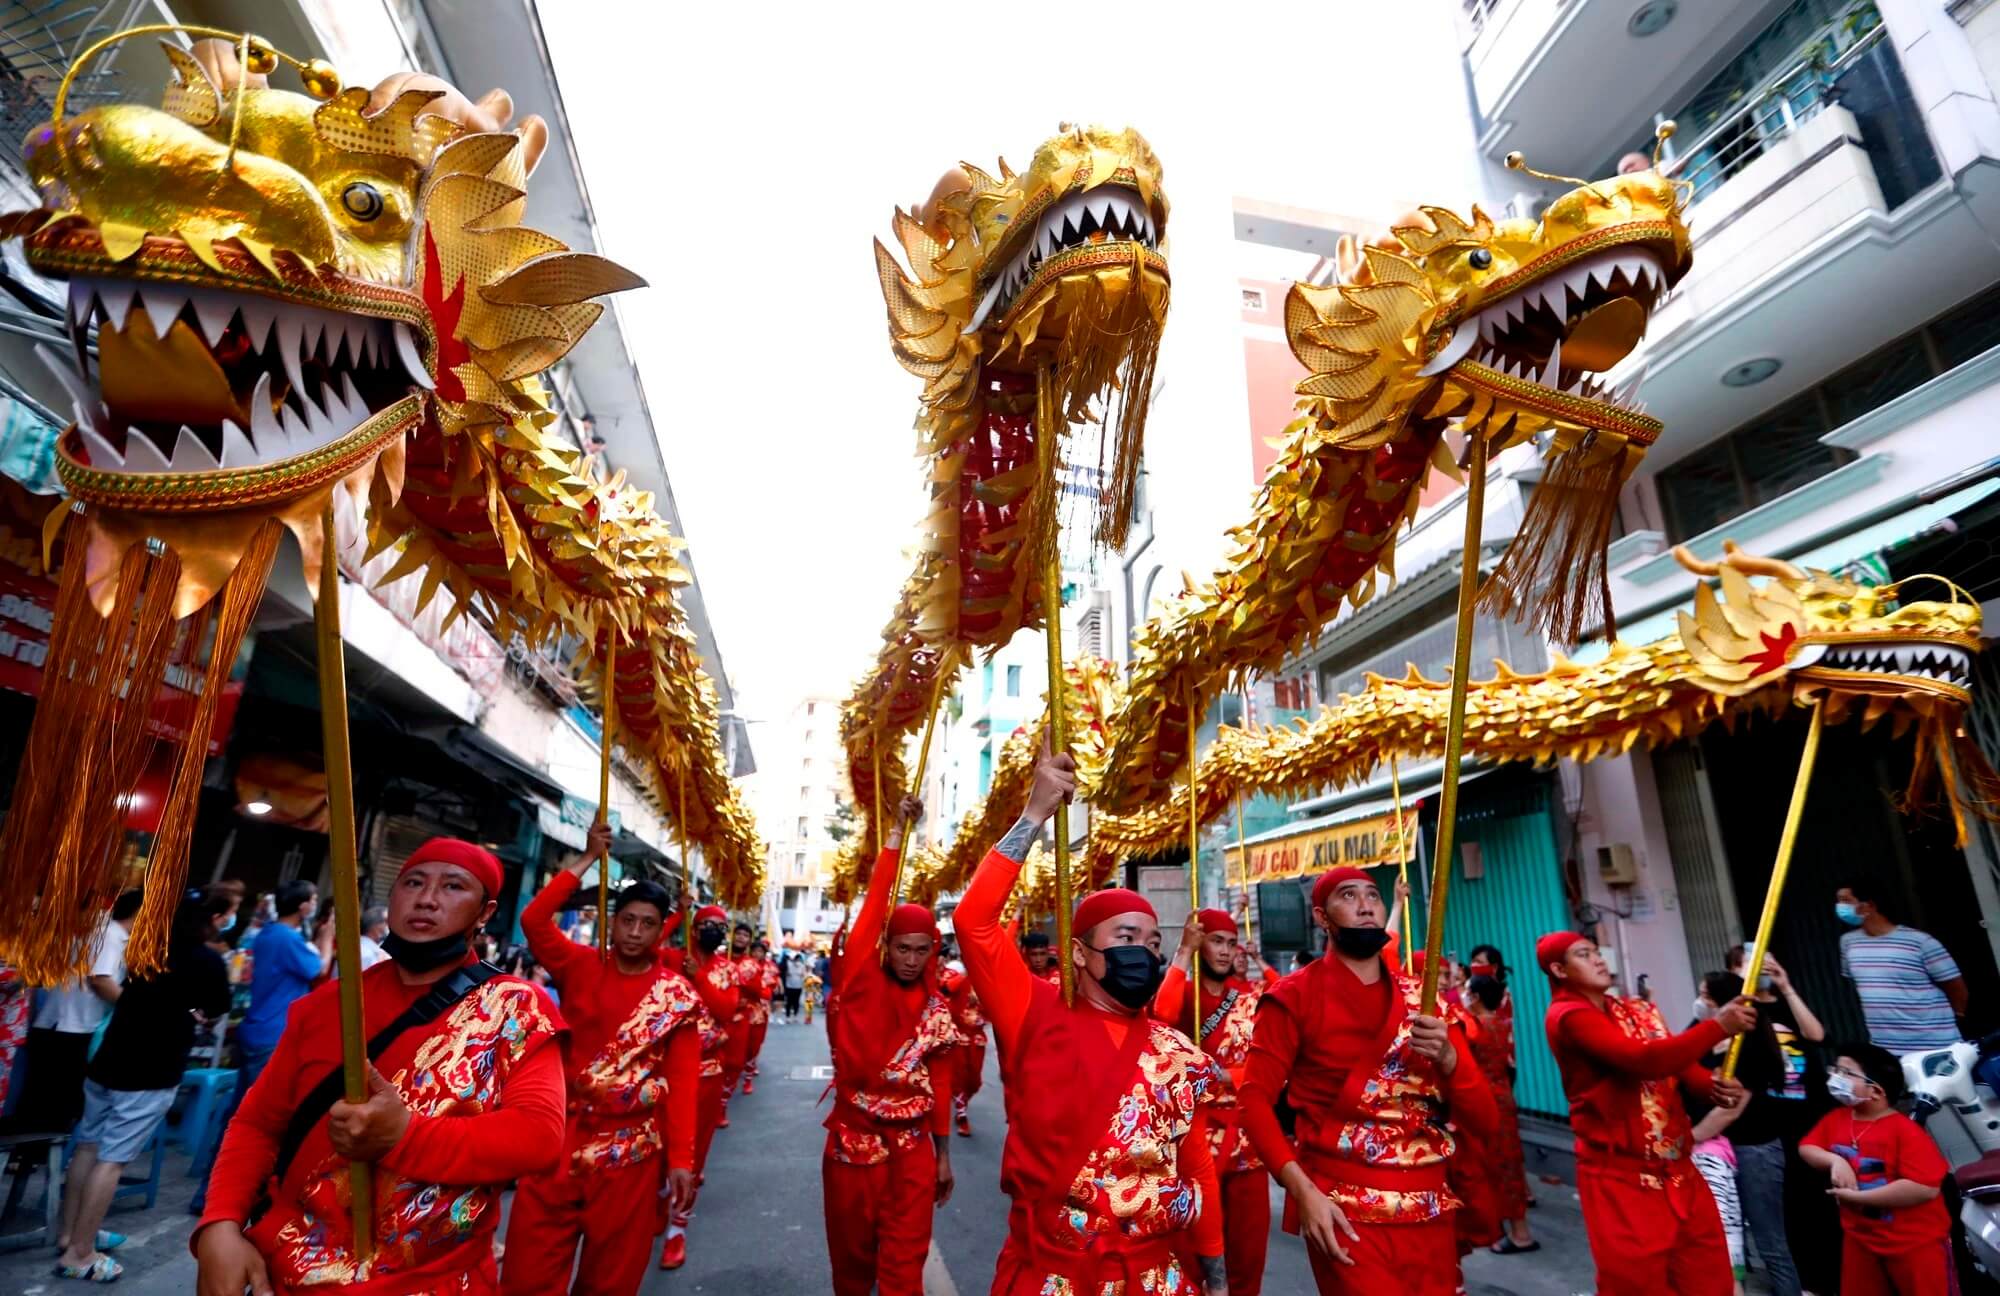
[
  {"x1": 872, "y1": 749, "x2": 884, "y2": 858},
  {"x1": 679, "y1": 763, "x2": 693, "y2": 953},
  {"x1": 1038, "y1": 366, "x2": 1075, "y2": 1005},
  {"x1": 1721, "y1": 700, "x2": 1825, "y2": 1080},
  {"x1": 312, "y1": 500, "x2": 372, "y2": 1260},
  {"x1": 1187, "y1": 711, "x2": 1202, "y2": 1043},
  {"x1": 1392, "y1": 757, "x2": 1413, "y2": 969},
  {"x1": 1421, "y1": 434, "x2": 1488, "y2": 1015},
  {"x1": 597, "y1": 632, "x2": 616, "y2": 960}
]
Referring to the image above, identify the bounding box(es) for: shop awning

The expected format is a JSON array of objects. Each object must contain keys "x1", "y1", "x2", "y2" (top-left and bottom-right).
[
  {"x1": 1573, "y1": 478, "x2": 2000, "y2": 666},
  {"x1": 1287, "y1": 755, "x2": 1494, "y2": 817}
]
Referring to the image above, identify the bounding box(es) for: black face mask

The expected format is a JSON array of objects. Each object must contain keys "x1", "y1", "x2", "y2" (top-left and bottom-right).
[
  {"x1": 697, "y1": 923, "x2": 727, "y2": 953},
  {"x1": 1091, "y1": 944, "x2": 1165, "y2": 1010},
  {"x1": 380, "y1": 929, "x2": 472, "y2": 973},
  {"x1": 1331, "y1": 925, "x2": 1391, "y2": 960}
]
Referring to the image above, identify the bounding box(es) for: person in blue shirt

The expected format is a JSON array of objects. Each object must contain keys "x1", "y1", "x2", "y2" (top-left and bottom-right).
[{"x1": 189, "y1": 879, "x2": 329, "y2": 1214}]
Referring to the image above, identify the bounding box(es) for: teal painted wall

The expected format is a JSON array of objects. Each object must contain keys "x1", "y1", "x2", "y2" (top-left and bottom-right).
[{"x1": 1413, "y1": 799, "x2": 1572, "y2": 1120}]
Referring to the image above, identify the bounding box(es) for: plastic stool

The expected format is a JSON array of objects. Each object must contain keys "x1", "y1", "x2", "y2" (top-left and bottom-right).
[{"x1": 169, "y1": 1068, "x2": 237, "y2": 1173}]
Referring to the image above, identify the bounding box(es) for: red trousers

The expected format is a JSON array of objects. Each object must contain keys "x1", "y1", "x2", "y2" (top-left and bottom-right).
[
  {"x1": 694, "y1": 1072, "x2": 726, "y2": 1178},
  {"x1": 722, "y1": 1018, "x2": 751, "y2": 1094},
  {"x1": 1840, "y1": 1236, "x2": 1956, "y2": 1296},
  {"x1": 1303, "y1": 1214, "x2": 1458, "y2": 1295},
  {"x1": 957, "y1": 1038, "x2": 986, "y2": 1103},
  {"x1": 501, "y1": 1155, "x2": 660, "y2": 1296},
  {"x1": 745, "y1": 1018, "x2": 769, "y2": 1072},
  {"x1": 1576, "y1": 1165, "x2": 1733, "y2": 1296},
  {"x1": 1220, "y1": 1168, "x2": 1271, "y2": 1296},
  {"x1": 822, "y1": 1138, "x2": 936, "y2": 1296}
]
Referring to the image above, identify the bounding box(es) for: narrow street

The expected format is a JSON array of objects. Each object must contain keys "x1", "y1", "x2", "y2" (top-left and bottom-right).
[{"x1": 0, "y1": 1006, "x2": 1649, "y2": 1295}]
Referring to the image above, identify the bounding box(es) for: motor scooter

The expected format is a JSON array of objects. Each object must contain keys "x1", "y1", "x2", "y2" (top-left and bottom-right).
[{"x1": 1905, "y1": 1035, "x2": 2000, "y2": 1277}]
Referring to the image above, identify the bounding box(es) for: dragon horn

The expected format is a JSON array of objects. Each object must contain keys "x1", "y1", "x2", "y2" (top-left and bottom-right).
[
  {"x1": 1671, "y1": 544, "x2": 1721, "y2": 578},
  {"x1": 1719, "y1": 541, "x2": 1806, "y2": 581}
]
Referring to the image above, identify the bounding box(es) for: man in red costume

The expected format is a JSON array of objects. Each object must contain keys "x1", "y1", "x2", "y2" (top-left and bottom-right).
[
  {"x1": 719, "y1": 921, "x2": 766, "y2": 1109},
  {"x1": 958, "y1": 751, "x2": 1228, "y2": 1295},
  {"x1": 193, "y1": 839, "x2": 566, "y2": 1296},
  {"x1": 741, "y1": 938, "x2": 779, "y2": 1093},
  {"x1": 1152, "y1": 909, "x2": 1272, "y2": 1295},
  {"x1": 500, "y1": 824, "x2": 700, "y2": 1296},
  {"x1": 1539, "y1": 931, "x2": 1754, "y2": 1296},
  {"x1": 1237, "y1": 867, "x2": 1498, "y2": 1295},
  {"x1": 1021, "y1": 930, "x2": 1061, "y2": 987},
  {"x1": 939, "y1": 947, "x2": 987, "y2": 1137},
  {"x1": 654, "y1": 901, "x2": 740, "y2": 1270},
  {"x1": 823, "y1": 794, "x2": 958, "y2": 1296}
]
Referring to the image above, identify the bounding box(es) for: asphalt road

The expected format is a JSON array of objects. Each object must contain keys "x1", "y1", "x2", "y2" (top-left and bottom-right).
[{"x1": 0, "y1": 1010, "x2": 1602, "y2": 1294}]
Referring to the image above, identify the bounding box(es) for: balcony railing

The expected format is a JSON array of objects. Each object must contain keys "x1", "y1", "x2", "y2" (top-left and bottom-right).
[
  {"x1": 1460, "y1": 0, "x2": 1506, "y2": 47},
  {"x1": 1662, "y1": 18, "x2": 1892, "y2": 207}
]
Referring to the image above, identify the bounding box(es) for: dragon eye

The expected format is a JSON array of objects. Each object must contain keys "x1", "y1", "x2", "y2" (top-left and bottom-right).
[
  {"x1": 341, "y1": 182, "x2": 384, "y2": 221},
  {"x1": 1467, "y1": 249, "x2": 1493, "y2": 270}
]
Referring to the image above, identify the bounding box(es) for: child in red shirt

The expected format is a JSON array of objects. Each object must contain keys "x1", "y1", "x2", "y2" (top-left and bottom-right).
[{"x1": 1799, "y1": 1046, "x2": 1954, "y2": 1296}]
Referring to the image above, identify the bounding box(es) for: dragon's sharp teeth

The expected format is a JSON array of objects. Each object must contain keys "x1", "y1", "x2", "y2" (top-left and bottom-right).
[
  {"x1": 248, "y1": 372, "x2": 281, "y2": 451},
  {"x1": 339, "y1": 374, "x2": 367, "y2": 429},
  {"x1": 392, "y1": 323, "x2": 434, "y2": 391},
  {"x1": 168, "y1": 423, "x2": 217, "y2": 472},
  {"x1": 283, "y1": 398, "x2": 315, "y2": 451},
  {"x1": 238, "y1": 297, "x2": 277, "y2": 352},
  {"x1": 98, "y1": 282, "x2": 136, "y2": 332},
  {"x1": 140, "y1": 287, "x2": 182, "y2": 339},
  {"x1": 964, "y1": 277, "x2": 1006, "y2": 334},
  {"x1": 189, "y1": 290, "x2": 236, "y2": 347},
  {"x1": 121, "y1": 427, "x2": 169, "y2": 473},
  {"x1": 219, "y1": 418, "x2": 254, "y2": 468},
  {"x1": 78, "y1": 425, "x2": 124, "y2": 469},
  {"x1": 1542, "y1": 337, "x2": 1561, "y2": 387},
  {"x1": 276, "y1": 309, "x2": 310, "y2": 398},
  {"x1": 67, "y1": 280, "x2": 94, "y2": 329}
]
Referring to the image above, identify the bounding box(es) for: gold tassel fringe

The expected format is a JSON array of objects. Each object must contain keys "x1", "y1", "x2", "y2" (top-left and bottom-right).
[{"x1": 1480, "y1": 438, "x2": 1628, "y2": 644}]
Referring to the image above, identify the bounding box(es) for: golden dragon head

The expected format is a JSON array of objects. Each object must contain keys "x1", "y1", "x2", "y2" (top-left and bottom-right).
[
  {"x1": 875, "y1": 123, "x2": 1168, "y2": 553},
  {"x1": 1286, "y1": 139, "x2": 1691, "y2": 640},
  {"x1": 1675, "y1": 542, "x2": 1995, "y2": 841},
  {"x1": 9, "y1": 34, "x2": 640, "y2": 610},
  {"x1": 1675, "y1": 543, "x2": 1979, "y2": 706}
]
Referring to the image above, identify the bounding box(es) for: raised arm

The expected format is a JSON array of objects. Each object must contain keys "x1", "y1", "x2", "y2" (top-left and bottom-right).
[
  {"x1": 958, "y1": 750, "x2": 1076, "y2": 1056},
  {"x1": 521, "y1": 868, "x2": 600, "y2": 979},
  {"x1": 1556, "y1": 1009, "x2": 1731, "y2": 1081},
  {"x1": 845, "y1": 796, "x2": 921, "y2": 993}
]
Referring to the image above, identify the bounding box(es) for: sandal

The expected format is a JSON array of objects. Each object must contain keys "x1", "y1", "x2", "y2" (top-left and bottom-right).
[
  {"x1": 54, "y1": 1254, "x2": 123, "y2": 1282},
  {"x1": 1490, "y1": 1237, "x2": 1541, "y2": 1256}
]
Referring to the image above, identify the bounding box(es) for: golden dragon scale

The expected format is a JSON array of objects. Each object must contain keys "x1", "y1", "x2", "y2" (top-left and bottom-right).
[
  {"x1": 838, "y1": 125, "x2": 1169, "y2": 884},
  {"x1": 0, "y1": 36, "x2": 760, "y2": 979},
  {"x1": 1090, "y1": 166, "x2": 1694, "y2": 820},
  {"x1": 907, "y1": 547, "x2": 1997, "y2": 912}
]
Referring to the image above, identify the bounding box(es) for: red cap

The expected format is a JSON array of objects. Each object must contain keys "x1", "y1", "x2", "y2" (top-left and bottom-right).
[
  {"x1": 1072, "y1": 888, "x2": 1156, "y2": 940},
  {"x1": 886, "y1": 903, "x2": 937, "y2": 940},
  {"x1": 1311, "y1": 866, "x2": 1375, "y2": 912},
  {"x1": 1536, "y1": 931, "x2": 1586, "y2": 974},
  {"x1": 1195, "y1": 908, "x2": 1237, "y2": 937},
  {"x1": 402, "y1": 838, "x2": 502, "y2": 898},
  {"x1": 695, "y1": 904, "x2": 729, "y2": 925}
]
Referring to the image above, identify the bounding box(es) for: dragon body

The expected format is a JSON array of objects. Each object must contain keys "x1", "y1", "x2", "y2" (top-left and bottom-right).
[
  {"x1": 838, "y1": 126, "x2": 1168, "y2": 888},
  {"x1": 905, "y1": 547, "x2": 1995, "y2": 909},
  {"x1": 1090, "y1": 167, "x2": 1691, "y2": 818},
  {"x1": 0, "y1": 38, "x2": 758, "y2": 978}
]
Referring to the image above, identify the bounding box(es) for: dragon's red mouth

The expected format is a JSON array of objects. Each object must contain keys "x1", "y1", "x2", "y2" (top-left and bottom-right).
[{"x1": 46, "y1": 275, "x2": 431, "y2": 474}]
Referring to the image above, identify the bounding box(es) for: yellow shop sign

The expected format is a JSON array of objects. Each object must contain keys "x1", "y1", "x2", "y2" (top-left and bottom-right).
[{"x1": 1225, "y1": 810, "x2": 1415, "y2": 885}]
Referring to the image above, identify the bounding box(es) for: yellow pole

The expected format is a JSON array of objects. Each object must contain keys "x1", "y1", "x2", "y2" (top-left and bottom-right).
[
  {"x1": 1234, "y1": 788, "x2": 1254, "y2": 952},
  {"x1": 312, "y1": 500, "x2": 372, "y2": 1260},
  {"x1": 1392, "y1": 757, "x2": 1413, "y2": 969},
  {"x1": 889, "y1": 659, "x2": 952, "y2": 913},
  {"x1": 1187, "y1": 711, "x2": 1202, "y2": 1043},
  {"x1": 679, "y1": 764, "x2": 693, "y2": 953},
  {"x1": 1038, "y1": 365, "x2": 1075, "y2": 1005},
  {"x1": 872, "y1": 749, "x2": 884, "y2": 858},
  {"x1": 1421, "y1": 434, "x2": 1488, "y2": 1015},
  {"x1": 597, "y1": 633, "x2": 616, "y2": 961},
  {"x1": 1722, "y1": 700, "x2": 1825, "y2": 1079}
]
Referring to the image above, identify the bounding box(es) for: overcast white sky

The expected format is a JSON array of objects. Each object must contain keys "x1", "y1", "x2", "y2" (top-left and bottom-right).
[{"x1": 539, "y1": 1, "x2": 1483, "y2": 735}]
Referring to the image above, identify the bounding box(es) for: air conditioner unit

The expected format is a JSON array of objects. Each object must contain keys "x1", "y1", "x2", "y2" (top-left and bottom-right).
[{"x1": 1598, "y1": 843, "x2": 1639, "y2": 886}]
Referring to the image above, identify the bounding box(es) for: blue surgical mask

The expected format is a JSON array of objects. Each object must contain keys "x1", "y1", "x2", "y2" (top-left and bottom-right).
[
  {"x1": 218, "y1": 911, "x2": 238, "y2": 935},
  {"x1": 1835, "y1": 902, "x2": 1863, "y2": 927}
]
